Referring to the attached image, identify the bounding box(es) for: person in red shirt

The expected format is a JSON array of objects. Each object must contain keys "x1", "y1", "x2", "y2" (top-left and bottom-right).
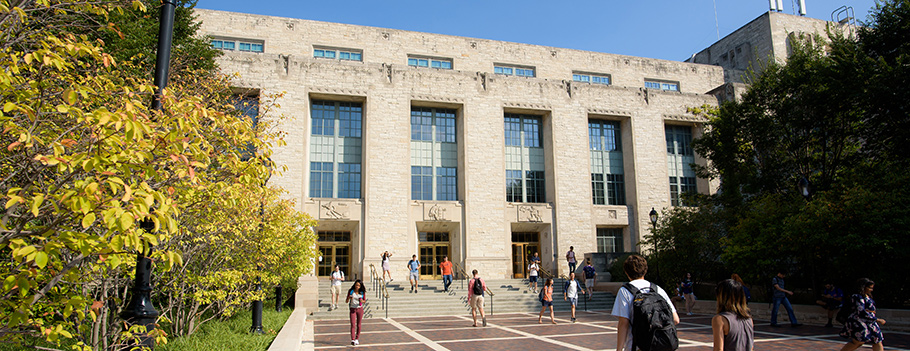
[
  {"x1": 468, "y1": 269, "x2": 487, "y2": 327},
  {"x1": 439, "y1": 256, "x2": 454, "y2": 292}
]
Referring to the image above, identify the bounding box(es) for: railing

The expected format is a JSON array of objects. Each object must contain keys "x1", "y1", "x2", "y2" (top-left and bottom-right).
[
  {"x1": 453, "y1": 262, "x2": 495, "y2": 315},
  {"x1": 368, "y1": 264, "x2": 390, "y2": 318},
  {"x1": 538, "y1": 266, "x2": 566, "y2": 280}
]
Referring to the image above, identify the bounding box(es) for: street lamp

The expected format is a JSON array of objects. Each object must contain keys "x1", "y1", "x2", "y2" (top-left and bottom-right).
[
  {"x1": 251, "y1": 158, "x2": 272, "y2": 334},
  {"x1": 120, "y1": 218, "x2": 159, "y2": 349},
  {"x1": 798, "y1": 177, "x2": 811, "y2": 200},
  {"x1": 649, "y1": 208, "x2": 658, "y2": 230}
]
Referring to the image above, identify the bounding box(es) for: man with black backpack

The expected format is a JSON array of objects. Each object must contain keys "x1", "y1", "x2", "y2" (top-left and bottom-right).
[
  {"x1": 467, "y1": 269, "x2": 487, "y2": 327},
  {"x1": 611, "y1": 254, "x2": 680, "y2": 351}
]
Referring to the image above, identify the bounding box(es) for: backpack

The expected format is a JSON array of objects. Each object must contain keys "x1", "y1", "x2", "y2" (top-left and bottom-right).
[
  {"x1": 622, "y1": 282, "x2": 679, "y2": 351},
  {"x1": 538, "y1": 287, "x2": 545, "y2": 302},
  {"x1": 836, "y1": 294, "x2": 857, "y2": 325},
  {"x1": 583, "y1": 265, "x2": 596, "y2": 279},
  {"x1": 472, "y1": 278, "x2": 484, "y2": 296}
]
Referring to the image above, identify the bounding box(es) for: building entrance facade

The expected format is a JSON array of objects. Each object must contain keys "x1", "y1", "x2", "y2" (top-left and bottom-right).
[
  {"x1": 317, "y1": 231, "x2": 351, "y2": 277},
  {"x1": 511, "y1": 232, "x2": 540, "y2": 278},
  {"x1": 418, "y1": 231, "x2": 450, "y2": 279}
]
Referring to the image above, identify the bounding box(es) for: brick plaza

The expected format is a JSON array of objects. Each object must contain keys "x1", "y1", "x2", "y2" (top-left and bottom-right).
[{"x1": 313, "y1": 311, "x2": 910, "y2": 350}]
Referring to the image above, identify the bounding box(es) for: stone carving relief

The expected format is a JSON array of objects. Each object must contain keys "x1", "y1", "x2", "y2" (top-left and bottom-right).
[
  {"x1": 518, "y1": 205, "x2": 542, "y2": 223},
  {"x1": 320, "y1": 201, "x2": 348, "y2": 219},
  {"x1": 609, "y1": 210, "x2": 617, "y2": 219},
  {"x1": 427, "y1": 204, "x2": 446, "y2": 221}
]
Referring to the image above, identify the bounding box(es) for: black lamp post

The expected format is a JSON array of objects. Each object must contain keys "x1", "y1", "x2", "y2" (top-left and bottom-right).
[
  {"x1": 649, "y1": 208, "x2": 658, "y2": 230},
  {"x1": 251, "y1": 160, "x2": 272, "y2": 334},
  {"x1": 798, "y1": 177, "x2": 811, "y2": 200},
  {"x1": 120, "y1": 219, "x2": 160, "y2": 349}
]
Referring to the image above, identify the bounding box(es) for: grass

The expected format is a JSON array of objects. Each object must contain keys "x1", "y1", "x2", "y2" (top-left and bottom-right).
[
  {"x1": 0, "y1": 304, "x2": 293, "y2": 351},
  {"x1": 159, "y1": 305, "x2": 293, "y2": 351}
]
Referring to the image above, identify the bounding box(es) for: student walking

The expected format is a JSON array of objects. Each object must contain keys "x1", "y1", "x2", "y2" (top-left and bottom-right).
[
  {"x1": 538, "y1": 278, "x2": 557, "y2": 324},
  {"x1": 346, "y1": 280, "x2": 366, "y2": 346},
  {"x1": 611, "y1": 254, "x2": 679, "y2": 351},
  {"x1": 731, "y1": 274, "x2": 751, "y2": 302},
  {"x1": 407, "y1": 255, "x2": 421, "y2": 293},
  {"x1": 582, "y1": 259, "x2": 596, "y2": 300},
  {"x1": 566, "y1": 246, "x2": 577, "y2": 274},
  {"x1": 770, "y1": 270, "x2": 802, "y2": 327},
  {"x1": 564, "y1": 272, "x2": 585, "y2": 323},
  {"x1": 528, "y1": 260, "x2": 540, "y2": 293},
  {"x1": 381, "y1": 251, "x2": 393, "y2": 282},
  {"x1": 468, "y1": 269, "x2": 487, "y2": 327},
  {"x1": 711, "y1": 279, "x2": 754, "y2": 351},
  {"x1": 329, "y1": 265, "x2": 345, "y2": 310},
  {"x1": 682, "y1": 272, "x2": 696, "y2": 315},
  {"x1": 439, "y1": 256, "x2": 453, "y2": 292},
  {"x1": 839, "y1": 278, "x2": 885, "y2": 351}
]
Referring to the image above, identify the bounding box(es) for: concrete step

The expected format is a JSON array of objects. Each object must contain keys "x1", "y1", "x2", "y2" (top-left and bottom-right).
[{"x1": 311, "y1": 278, "x2": 614, "y2": 320}]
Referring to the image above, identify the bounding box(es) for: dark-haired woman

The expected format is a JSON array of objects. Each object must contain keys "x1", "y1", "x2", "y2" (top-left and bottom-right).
[
  {"x1": 840, "y1": 278, "x2": 885, "y2": 351},
  {"x1": 537, "y1": 278, "x2": 557, "y2": 324},
  {"x1": 682, "y1": 273, "x2": 696, "y2": 316},
  {"x1": 711, "y1": 279, "x2": 754, "y2": 351},
  {"x1": 346, "y1": 280, "x2": 366, "y2": 346}
]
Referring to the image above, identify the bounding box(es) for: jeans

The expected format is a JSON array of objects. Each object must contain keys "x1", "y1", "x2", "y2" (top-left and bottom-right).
[
  {"x1": 442, "y1": 274, "x2": 452, "y2": 291},
  {"x1": 771, "y1": 296, "x2": 798, "y2": 325},
  {"x1": 568, "y1": 262, "x2": 577, "y2": 274},
  {"x1": 350, "y1": 307, "x2": 363, "y2": 340}
]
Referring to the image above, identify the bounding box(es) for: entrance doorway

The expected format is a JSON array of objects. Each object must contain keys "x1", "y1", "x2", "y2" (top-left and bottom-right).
[
  {"x1": 511, "y1": 232, "x2": 540, "y2": 278},
  {"x1": 418, "y1": 232, "x2": 450, "y2": 279},
  {"x1": 317, "y1": 231, "x2": 351, "y2": 277}
]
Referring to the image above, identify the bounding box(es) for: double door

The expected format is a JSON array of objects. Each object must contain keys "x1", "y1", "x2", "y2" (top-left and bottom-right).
[
  {"x1": 418, "y1": 244, "x2": 449, "y2": 279},
  {"x1": 511, "y1": 242, "x2": 540, "y2": 278},
  {"x1": 318, "y1": 244, "x2": 351, "y2": 277}
]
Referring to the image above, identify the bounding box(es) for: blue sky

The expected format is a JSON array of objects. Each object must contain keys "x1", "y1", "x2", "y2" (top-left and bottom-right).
[{"x1": 195, "y1": 0, "x2": 878, "y2": 61}]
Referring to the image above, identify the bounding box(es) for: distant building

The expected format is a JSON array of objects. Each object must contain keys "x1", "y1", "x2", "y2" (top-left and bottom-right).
[
  {"x1": 194, "y1": 9, "x2": 728, "y2": 280},
  {"x1": 686, "y1": 10, "x2": 856, "y2": 101}
]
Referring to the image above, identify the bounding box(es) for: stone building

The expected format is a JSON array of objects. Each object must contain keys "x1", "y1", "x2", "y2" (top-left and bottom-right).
[
  {"x1": 194, "y1": 9, "x2": 726, "y2": 280},
  {"x1": 686, "y1": 10, "x2": 856, "y2": 101}
]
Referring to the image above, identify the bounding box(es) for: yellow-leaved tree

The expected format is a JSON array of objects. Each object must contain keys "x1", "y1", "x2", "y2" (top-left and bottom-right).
[{"x1": 0, "y1": 1, "x2": 317, "y2": 349}]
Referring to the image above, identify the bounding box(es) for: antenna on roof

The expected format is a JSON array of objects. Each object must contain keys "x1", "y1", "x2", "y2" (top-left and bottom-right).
[
  {"x1": 769, "y1": 0, "x2": 778, "y2": 11},
  {"x1": 798, "y1": 0, "x2": 807, "y2": 16},
  {"x1": 769, "y1": 0, "x2": 784, "y2": 12}
]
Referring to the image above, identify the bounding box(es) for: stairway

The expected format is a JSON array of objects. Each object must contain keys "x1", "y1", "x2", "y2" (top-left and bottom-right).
[{"x1": 309, "y1": 278, "x2": 615, "y2": 320}]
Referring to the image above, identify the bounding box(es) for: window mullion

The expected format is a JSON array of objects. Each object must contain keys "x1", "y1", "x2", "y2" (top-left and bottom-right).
[{"x1": 333, "y1": 103, "x2": 341, "y2": 198}]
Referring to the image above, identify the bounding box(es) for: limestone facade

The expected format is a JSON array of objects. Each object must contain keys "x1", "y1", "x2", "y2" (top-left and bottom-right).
[{"x1": 194, "y1": 9, "x2": 724, "y2": 280}]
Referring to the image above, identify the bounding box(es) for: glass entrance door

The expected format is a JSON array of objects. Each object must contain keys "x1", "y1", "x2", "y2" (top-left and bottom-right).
[
  {"x1": 317, "y1": 231, "x2": 351, "y2": 277},
  {"x1": 417, "y1": 231, "x2": 450, "y2": 279},
  {"x1": 511, "y1": 232, "x2": 540, "y2": 278}
]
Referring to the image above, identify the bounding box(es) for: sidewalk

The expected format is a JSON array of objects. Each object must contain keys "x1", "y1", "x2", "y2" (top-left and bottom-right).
[{"x1": 312, "y1": 310, "x2": 910, "y2": 350}]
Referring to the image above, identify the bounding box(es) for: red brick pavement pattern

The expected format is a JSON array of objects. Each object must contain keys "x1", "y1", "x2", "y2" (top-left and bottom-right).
[
  {"x1": 439, "y1": 337, "x2": 564, "y2": 351},
  {"x1": 313, "y1": 310, "x2": 910, "y2": 350}
]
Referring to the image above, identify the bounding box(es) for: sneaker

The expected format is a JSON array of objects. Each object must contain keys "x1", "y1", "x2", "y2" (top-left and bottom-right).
[
  {"x1": 571, "y1": 318, "x2": 577, "y2": 323},
  {"x1": 354, "y1": 339, "x2": 359, "y2": 345},
  {"x1": 482, "y1": 317, "x2": 487, "y2": 327},
  {"x1": 351, "y1": 340, "x2": 356, "y2": 346},
  {"x1": 687, "y1": 312, "x2": 693, "y2": 316}
]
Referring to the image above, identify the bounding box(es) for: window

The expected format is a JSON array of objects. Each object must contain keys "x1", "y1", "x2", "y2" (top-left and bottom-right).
[
  {"x1": 573, "y1": 72, "x2": 611, "y2": 85},
  {"x1": 589, "y1": 120, "x2": 625, "y2": 205},
  {"x1": 494, "y1": 64, "x2": 535, "y2": 77},
  {"x1": 596, "y1": 228, "x2": 623, "y2": 253},
  {"x1": 309, "y1": 101, "x2": 363, "y2": 199},
  {"x1": 314, "y1": 47, "x2": 362, "y2": 61},
  {"x1": 504, "y1": 113, "x2": 546, "y2": 203},
  {"x1": 408, "y1": 56, "x2": 453, "y2": 70},
  {"x1": 645, "y1": 79, "x2": 680, "y2": 91},
  {"x1": 211, "y1": 38, "x2": 263, "y2": 53},
  {"x1": 666, "y1": 125, "x2": 696, "y2": 206},
  {"x1": 410, "y1": 107, "x2": 458, "y2": 201}
]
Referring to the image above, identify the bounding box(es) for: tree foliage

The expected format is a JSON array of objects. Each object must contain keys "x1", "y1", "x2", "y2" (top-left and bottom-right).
[
  {"x1": 649, "y1": 0, "x2": 910, "y2": 307},
  {"x1": 0, "y1": 1, "x2": 316, "y2": 349}
]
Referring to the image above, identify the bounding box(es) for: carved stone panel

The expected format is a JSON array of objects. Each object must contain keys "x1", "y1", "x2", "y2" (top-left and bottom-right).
[
  {"x1": 517, "y1": 205, "x2": 544, "y2": 222},
  {"x1": 319, "y1": 201, "x2": 349, "y2": 220}
]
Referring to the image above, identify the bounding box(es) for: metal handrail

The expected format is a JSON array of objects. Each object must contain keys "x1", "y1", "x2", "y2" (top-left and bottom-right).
[
  {"x1": 368, "y1": 264, "x2": 390, "y2": 318},
  {"x1": 453, "y1": 261, "x2": 469, "y2": 290}
]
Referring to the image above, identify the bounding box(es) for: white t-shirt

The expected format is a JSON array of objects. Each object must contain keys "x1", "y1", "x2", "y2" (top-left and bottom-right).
[
  {"x1": 331, "y1": 271, "x2": 344, "y2": 286},
  {"x1": 611, "y1": 279, "x2": 677, "y2": 351},
  {"x1": 528, "y1": 263, "x2": 539, "y2": 277},
  {"x1": 566, "y1": 280, "x2": 579, "y2": 298}
]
